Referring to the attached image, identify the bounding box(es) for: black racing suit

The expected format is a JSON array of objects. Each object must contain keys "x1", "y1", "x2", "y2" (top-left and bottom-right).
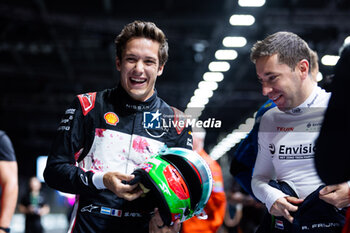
[{"x1": 44, "y1": 84, "x2": 192, "y2": 233}]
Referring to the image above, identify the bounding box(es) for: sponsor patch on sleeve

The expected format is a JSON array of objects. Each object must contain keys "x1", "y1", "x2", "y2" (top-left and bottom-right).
[
  {"x1": 171, "y1": 107, "x2": 186, "y2": 135},
  {"x1": 77, "y1": 92, "x2": 97, "y2": 116}
]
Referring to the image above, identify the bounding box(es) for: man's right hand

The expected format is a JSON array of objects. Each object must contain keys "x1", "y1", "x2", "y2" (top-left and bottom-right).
[
  {"x1": 149, "y1": 208, "x2": 181, "y2": 233},
  {"x1": 319, "y1": 182, "x2": 350, "y2": 208},
  {"x1": 270, "y1": 196, "x2": 304, "y2": 223},
  {"x1": 103, "y1": 171, "x2": 143, "y2": 201}
]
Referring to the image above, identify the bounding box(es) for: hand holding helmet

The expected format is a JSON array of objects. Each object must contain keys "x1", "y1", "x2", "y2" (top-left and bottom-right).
[
  {"x1": 149, "y1": 208, "x2": 181, "y2": 233},
  {"x1": 103, "y1": 171, "x2": 143, "y2": 201},
  {"x1": 131, "y1": 147, "x2": 213, "y2": 226}
]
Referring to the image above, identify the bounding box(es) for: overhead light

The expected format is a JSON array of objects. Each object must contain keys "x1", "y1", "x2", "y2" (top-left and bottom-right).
[
  {"x1": 209, "y1": 112, "x2": 257, "y2": 160},
  {"x1": 345, "y1": 36, "x2": 350, "y2": 44},
  {"x1": 190, "y1": 96, "x2": 209, "y2": 105},
  {"x1": 186, "y1": 101, "x2": 205, "y2": 108},
  {"x1": 209, "y1": 129, "x2": 250, "y2": 160},
  {"x1": 245, "y1": 117, "x2": 255, "y2": 128},
  {"x1": 194, "y1": 88, "x2": 214, "y2": 98},
  {"x1": 229, "y1": 14, "x2": 255, "y2": 26},
  {"x1": 321, "y1": 55, "x2": 340, "y2": 66},
  {"x1": 226, "y1": 134, "x2": 244, "y2": 144},
  {"x1": 184, "y1": 106, "x2": 205, "y2": 118},
  {"x1": 316, "y1": 72, "x2": 323, "y2": 82},
  {"x1": 238, "y1": 0, "x2": 265, "y2": 7},
  {"x1": 203, "y1": 72, "x2": 224, "y2": 82},
  {"x1": 215, "y1": 49, "x2": 238, "y2": 60},
  {"x1": 223, "y1": 37, "x2": 247, "y2": 47},
  {"x1": 198, "y1": 80, "x2": 219, "y2": 91},
  {"x1": 193, "y1": 42, "x2": 206, "y2": 52},
  {"x1": 238, "y1": 123, "x2": 253, "y2": 132},
  {"x1": 208, "y1": 61, "x2": 230, "y2": 72}
]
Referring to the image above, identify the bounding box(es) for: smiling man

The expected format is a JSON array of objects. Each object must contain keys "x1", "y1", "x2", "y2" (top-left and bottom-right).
[
  {"x1": 249, "y1": 32, "x2": 348, "y2": 232},
  {"x1": 44, "y1": 21, "x2": 192, "y2": 233},
  {"x1": 116, "y1": 35, "x2": 165, "y2": 102}
]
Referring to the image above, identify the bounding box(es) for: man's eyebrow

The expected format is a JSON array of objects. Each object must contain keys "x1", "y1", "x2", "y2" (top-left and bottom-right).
[
  {"x1": 124, "y1": 53, "x2": 137, "y2": 57},
  {"x1": 264, "y1": 71, "x2": 275, "y2": 76},
  {"x1": 144, "y1": 56, "x2": 157, "y2": 61}
]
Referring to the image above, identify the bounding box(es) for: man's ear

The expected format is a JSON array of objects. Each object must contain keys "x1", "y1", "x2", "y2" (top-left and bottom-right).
[
  {"x1": 157, "y1": 64, "x2": 165, "y2": 76},
  {"x1": 298, "y1": 59, "x2": 309, "y2": 80},
  {"x1": 116, "y1": 58, "x2": 121, "y2": 71}
]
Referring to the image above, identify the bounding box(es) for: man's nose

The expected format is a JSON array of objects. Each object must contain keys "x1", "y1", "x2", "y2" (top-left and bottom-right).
[
  {"x1": 262, "y1": 83, "x2": 273, "y2": 96},
  {"x1": 134, "y1": 61, "x2": 144, "y2": 73}
]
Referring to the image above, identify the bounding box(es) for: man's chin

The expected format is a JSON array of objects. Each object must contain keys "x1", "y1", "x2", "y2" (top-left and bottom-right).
[
  {"x1": 276, "y1": 104, "x2": 288, "y2": 112},
  {"x1": 277, "y1": 106, "x2": 287, "y2": 112},
  {"x1": 128, "y1": 90, "x2": 149, "y2": 102}
]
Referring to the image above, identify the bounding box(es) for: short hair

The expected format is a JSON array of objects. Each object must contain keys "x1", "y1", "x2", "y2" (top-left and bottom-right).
[
  {"x1": 250, "y1": 31, "x2": 311, "y2": 72},
  {"x1": 309, "y1": 49, "x2": 319, "y2": 79},
  {"x1": 115, "y1": 20, "x2": 169, "y2": 66}
]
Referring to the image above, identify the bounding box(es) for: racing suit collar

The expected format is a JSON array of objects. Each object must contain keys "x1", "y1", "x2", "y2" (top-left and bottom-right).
[
  {"x1": 285, "y1": 84, "x2": 320, "y2": 115},
  {"x1": 115, "y1": 83, "x2": 158, "y2": 112}
]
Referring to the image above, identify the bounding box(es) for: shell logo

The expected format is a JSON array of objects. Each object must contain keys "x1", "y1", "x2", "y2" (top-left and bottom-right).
[{"x1": 104, "y1": 112, "x2": 119, "y2": 126}]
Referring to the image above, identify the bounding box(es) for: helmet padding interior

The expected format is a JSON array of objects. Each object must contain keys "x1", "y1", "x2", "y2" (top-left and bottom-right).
[
  {"x1": 132, "y1": 169, "x2": 173, "y2": 226},
  {"x1": 161, "y1": 154, "x2": 202, "y2": 213}
]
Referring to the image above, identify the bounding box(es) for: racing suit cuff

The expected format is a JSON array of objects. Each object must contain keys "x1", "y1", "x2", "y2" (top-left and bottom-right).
[
  {"x1": 92, "y1": 172, "x2": 107, "y2": 189},
  {"x1": 266, "y1": 192, "x2": 288, "y2": 213}
]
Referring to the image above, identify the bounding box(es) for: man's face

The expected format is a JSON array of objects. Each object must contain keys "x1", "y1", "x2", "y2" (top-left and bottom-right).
[
  {"x1": 255, "y1": 54, "x2": 306, "y2": 111},
  {"x1": 117, "y1": 37, "x2": 164, "y2": 102}
]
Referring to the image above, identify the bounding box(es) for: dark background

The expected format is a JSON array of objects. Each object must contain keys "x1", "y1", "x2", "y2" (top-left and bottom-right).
[{"x1": 1, "y1": 0, "x2": 349, "y2": 180}]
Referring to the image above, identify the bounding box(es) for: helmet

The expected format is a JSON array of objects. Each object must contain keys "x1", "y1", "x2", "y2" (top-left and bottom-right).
[{"x1": 132, "y1": 147, "x2": 213, "y2": 226}]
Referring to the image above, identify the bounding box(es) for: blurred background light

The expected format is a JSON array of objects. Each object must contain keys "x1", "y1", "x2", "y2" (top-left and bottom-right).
[
  {"x1": 229, "y1": 14, "x2": 255, "y2": 26},
  {"x1": 222, "y1": 36, "x2": 247, "y2": 47}
]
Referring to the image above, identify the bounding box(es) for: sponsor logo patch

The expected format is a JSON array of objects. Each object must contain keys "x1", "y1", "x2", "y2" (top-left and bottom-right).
[
  {"x1": 140, "y1": 163, "x2": 153, "y2": 173},
  {"x1": 276, "y1": 126, "x2": 294, "y2": 132},
  {"x1": 269, "y1": 143, "x2": 276, "y2": 154},
  {"x1": 111, "y1": 209, "x2": 122, "y2": 217},
  {"x1": 292, "y1": 108, "x2": 302, "y2": 114},
  {"x1": 100, "y1": 207, "x2": 111, "y2": 215},
  {"x1": 77, "y1": 92, "x2": 96, "y2": 116},
  {"x1": 104, "y1": 112, "x2": 119, "y2": 126},
  {"x1": 306, "y1": 121, "x2": 322, "y2": 132},
  {"x1": 143, "y1": 110, "x2": 162, "y2": 129},
  {"x1": 81, "y1": 204, "x2": 99, "y2": 213},
  {"x1": 186, "y1": 138, "x2": 193, "y2": 147},
  {"x1": 171, "y1": 107, "x2": 185, "y2": 135},
  {"x1": 80, "y1": 174, "x2": 88, "y2": 186},
  {"x1": 275, "y1": 219, "x2": 284, "y2": 230}
]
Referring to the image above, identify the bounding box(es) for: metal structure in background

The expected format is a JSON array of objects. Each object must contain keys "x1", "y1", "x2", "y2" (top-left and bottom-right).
[{"x1": 1, "y1": 0, "x2": 350, "y2": 177}]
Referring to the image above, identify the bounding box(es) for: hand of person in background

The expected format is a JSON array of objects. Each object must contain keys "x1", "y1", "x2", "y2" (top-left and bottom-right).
[
  {"x1": 149, "y1": 208, "x2": 181, "y2": 233},
  {"x1": 319, "y1": 182, "x2": 350, "y2": 208},
  {"x1": 270, "y1": 196, "x2": 304, "y2": 223},
  {"x1": 103, "y1": 171, "x2": 143, "y2": 201}
]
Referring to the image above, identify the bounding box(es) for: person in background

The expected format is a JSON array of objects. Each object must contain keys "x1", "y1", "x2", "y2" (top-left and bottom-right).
[
  {"x1": 0, "y1": 130, "x2": 18, "y2": 233},
  {"x1": 314, "y1": 43, "x2": 350, "y2": 233},
  {"x1": 44, "y1": 20, "x2": 192, "y2": 233},
  {"x1": 219, "y1": 179, "x2": 265, "y2": 233},
  {"x1": 19, "y1": 177, "x2": 50, "y2": 233},
  {"x1": 250, "y1": 31, "x2": 348, "y2": 232},
  {"x1": 219, "y1": 189, "x2": 243, "y2": 233},
  {"x1": 230, "y1": 49, "x2": 320, "y2": 199},
  {"x1": 181, "y1": 128, "x2": 226, "y2": 233}
]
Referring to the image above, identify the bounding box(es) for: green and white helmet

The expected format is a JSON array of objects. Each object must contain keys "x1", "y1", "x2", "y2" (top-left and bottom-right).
[{"x1": 132, "y1": 147, "x2": 213, "y2": 225}]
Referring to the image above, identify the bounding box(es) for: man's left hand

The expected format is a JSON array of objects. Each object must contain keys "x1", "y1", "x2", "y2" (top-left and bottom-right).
[
  {"x1": 319, "y1": 182, "x2": 350, "y2": 208},
  {"x1": 149, "y1": 208, "x2": 181, "y2": 233}
]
